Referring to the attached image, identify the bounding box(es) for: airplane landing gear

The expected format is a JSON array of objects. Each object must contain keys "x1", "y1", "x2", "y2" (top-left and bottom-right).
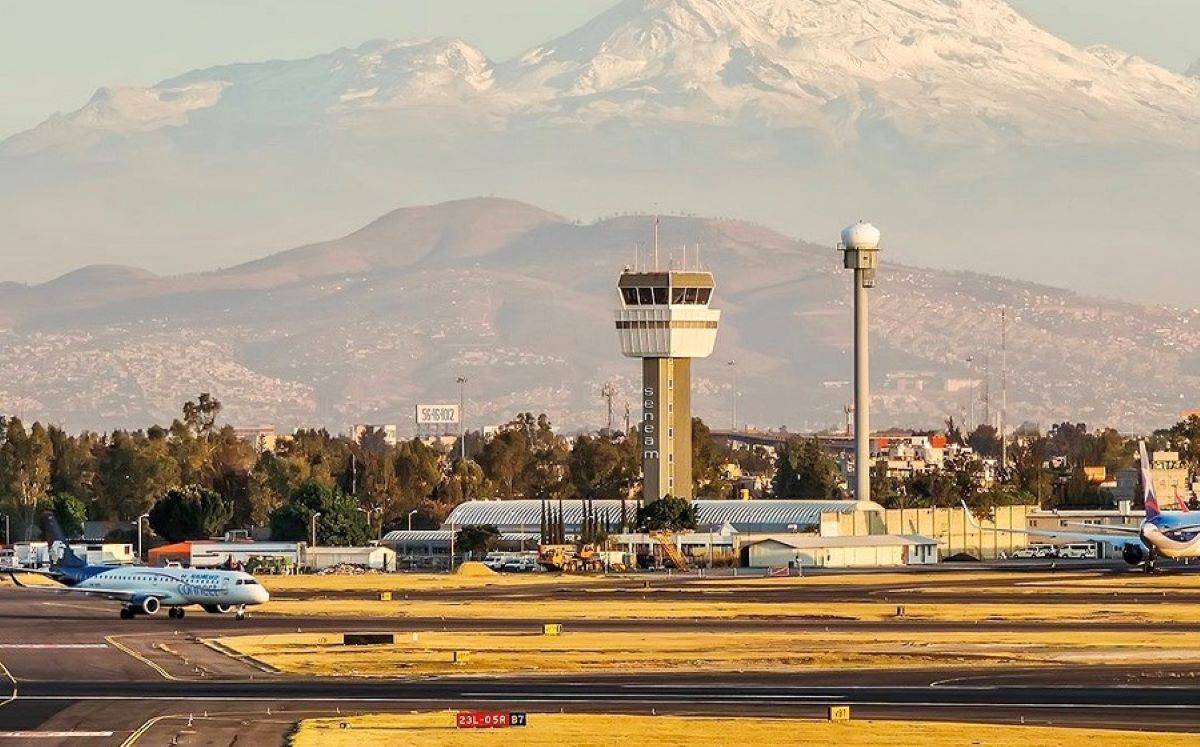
[
  {"x1": 1145, "y1": 548, "x2": 1159, "y2": 573},
  {"x1": 235, "y1": 605, "x2": 247, "y2": 621},
  {"x1": 119, "y1": 607, "x2": 134, "y2": 620},
  {"x1": 168, "y1": 607, "x2": 186, "y2": 619}
]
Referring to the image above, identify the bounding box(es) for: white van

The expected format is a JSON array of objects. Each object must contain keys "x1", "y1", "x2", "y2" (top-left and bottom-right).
[
  {"x1": 1012, "y1": 544, "x2": 1057, "y2": 559},
  {"x1": 1058, "y1": 543, "x2": 1098, "y2": 559}
]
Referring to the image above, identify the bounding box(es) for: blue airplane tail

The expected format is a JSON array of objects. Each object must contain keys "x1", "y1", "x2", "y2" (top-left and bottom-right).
[{"x1": 39, "y1": 511, "x2": 85, "y2": 569}]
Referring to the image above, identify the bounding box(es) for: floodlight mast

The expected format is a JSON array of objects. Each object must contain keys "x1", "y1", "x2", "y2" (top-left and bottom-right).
[{"x1": 838, "y1": 222, "x2": 881, "y2": 503}]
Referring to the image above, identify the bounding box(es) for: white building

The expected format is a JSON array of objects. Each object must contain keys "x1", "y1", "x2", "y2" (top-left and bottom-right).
[
  {"x1": 739, "y1": 534, "x2": 938, "y2": 568},
  {"x1": 303, "y1": 545, "x2": 397, "y2": 571}
]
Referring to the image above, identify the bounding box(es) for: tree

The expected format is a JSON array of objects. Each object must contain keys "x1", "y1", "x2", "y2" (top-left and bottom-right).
[
  {"x1": 95, "y1": 430, "x2": 180, "y2": 520},
  {"x1": 456, "y1": 524, "x2": 501, "y2": 559},
  {"x1": 48, "y1": 426, "x2": 98, "y2": 504},
  {"x1": 569, "y1": 434, "x2": 637, "y2": 501},
  {"x1": 247, "y1": 450, "x2": 309, "y2": 526},
  {"x1": 635, "y1": 496, "x2": 698, "y2": 532},
  {"x1": 148, "y1": 485, "x2": 233, "y2": 542},
  {"x1": 45, "y1": 493, "x2": 88, "y2": 539},
  {"x1": 181, "y1": 393, "x2": 222, "y2": 436},
  {"x1": 0, "y1": 418, "x2": 54, "y2": 539},
  {"x1": 691, "y1": 418, "x2": 731, "y2": 497},
  {"x1": 772, "y1": 438, "x2": 844, "y2": 499},
  {"x1": 967, "y1": 424, "x2": 1001, "y2": 459},
  {"x1": 268, "y1": 481, "x2": 370, "y2": 546}
]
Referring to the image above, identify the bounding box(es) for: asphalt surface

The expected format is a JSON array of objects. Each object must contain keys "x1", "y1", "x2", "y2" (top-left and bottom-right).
[{"x1": 3, "y1": 566, "x2": 1200, "y2": 745}]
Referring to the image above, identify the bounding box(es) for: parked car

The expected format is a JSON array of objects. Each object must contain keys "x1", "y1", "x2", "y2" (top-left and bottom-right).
[
  {"x1": 502, "y1": 556, "x2": 540, "y2": 573},
  {"x1": 1012, "y1": 544, "x2": 1058, "y2": 559},
  {"x1": 1058, "y1": 543, "x2": 1098, "y2": 559}
]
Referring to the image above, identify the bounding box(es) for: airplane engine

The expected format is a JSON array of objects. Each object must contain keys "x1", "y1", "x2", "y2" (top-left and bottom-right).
[
  {"x1": 202, "y1": 604, "x2": 233, "y2": 614},
  {"x1": 1121, "y1": 543, "x2": 1146, "y2": 566},
  {"x1": 133, "y1": 595, "x2": 161, "y2": 615}
]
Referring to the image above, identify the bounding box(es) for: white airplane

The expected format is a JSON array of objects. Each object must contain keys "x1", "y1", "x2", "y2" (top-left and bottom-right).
[
  {"x1": 8, "y1": 539, "x2": 269, "y2": 620},
  {"x1": 965, "y1": 441, "x2": 1200, "y2": 572}
]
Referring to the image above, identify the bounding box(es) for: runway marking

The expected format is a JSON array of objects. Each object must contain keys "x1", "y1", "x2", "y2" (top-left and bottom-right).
[
  {"x1": 15, "y1": 695, "x2": 1200, "y2": 710},
  {"x1": 1, "y1": 732, "x2": 114, "y2": 739},
  {"x1": 0, "y1": 644, "x2": 108, "y2": 649},
  {"x1": 0, "y1": 658, "x2": 15, "y2": 710},
  {"x1": 104, "y1": 636, "x2": 176, "y2": 681},
  {"x1": 122, "y1": 713, "x2": 181, "y2": 747}
]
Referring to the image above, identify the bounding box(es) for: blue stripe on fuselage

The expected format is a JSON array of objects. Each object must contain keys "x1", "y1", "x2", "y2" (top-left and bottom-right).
[{"x1": 58, "y1": 565, "x2": 122, "y2": 587}]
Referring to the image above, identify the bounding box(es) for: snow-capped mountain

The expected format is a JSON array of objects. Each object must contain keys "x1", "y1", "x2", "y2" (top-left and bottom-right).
[
  {"x1": 9, "y1": 0, "x2": 1195, "y2": 151},
  {"x1": 1, "y1": 0, "x2": 1197, "y2": 302},
  {"x1": 501, "y1": 0, "x2": 1196, "y2": 144}
]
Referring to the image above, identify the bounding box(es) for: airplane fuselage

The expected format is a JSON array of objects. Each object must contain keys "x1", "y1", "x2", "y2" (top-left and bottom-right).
[
  {"x1": 60, "y1": 564, "x2": 269, "y2": 608},
  {"x1": 1140, "y1": 512, "x2": 1200, "y2": 559}
]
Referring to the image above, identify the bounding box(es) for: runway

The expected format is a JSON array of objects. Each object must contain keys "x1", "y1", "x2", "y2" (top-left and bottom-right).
[{"x1": 3, "y1": 571, "x2": 1200, "y2": 745}]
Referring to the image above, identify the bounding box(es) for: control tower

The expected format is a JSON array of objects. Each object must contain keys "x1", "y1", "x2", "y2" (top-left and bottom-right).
[{"x1": 616, "y1": 250, "x2": 721, "y2": 501}]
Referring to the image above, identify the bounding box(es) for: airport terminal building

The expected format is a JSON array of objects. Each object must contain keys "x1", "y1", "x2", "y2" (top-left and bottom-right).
[{"x1": 383, "y1": 498, "x2": 1035, "y2": 568}]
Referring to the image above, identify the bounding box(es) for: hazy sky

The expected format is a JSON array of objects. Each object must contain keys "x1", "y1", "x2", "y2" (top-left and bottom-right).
[{"x1": 2, "y1": 0, "x2": 1198, "y2": 139}]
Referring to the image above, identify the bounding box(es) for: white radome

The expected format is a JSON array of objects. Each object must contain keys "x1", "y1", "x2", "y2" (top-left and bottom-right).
[{"x1": 841, "y1": 221, "x2": 881, "y2": 250}]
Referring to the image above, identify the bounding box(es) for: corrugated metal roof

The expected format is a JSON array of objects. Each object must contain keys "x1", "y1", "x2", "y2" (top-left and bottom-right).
[
  {"x1": 381, "y1": 530, "x2": 540, "y2": 543},
  {"x1": 439, "y1": 499, "x2": 871, "y2": 533}
]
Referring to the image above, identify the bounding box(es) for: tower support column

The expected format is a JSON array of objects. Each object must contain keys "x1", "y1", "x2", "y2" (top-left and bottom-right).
[
  {"x1": 642, "y1": 357, "x2": 692, "y2": 500},
  {"x1": 854, "y1": 270, "x2": 870, "y2": 502}
]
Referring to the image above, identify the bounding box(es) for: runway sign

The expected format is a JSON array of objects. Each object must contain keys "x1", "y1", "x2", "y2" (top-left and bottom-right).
[
  {"x1": 828, "y1": 705, "x2": 851, "y2": 722},
  {"x1": 456, "y1": 711, "x2": 527, "y2": 729}
]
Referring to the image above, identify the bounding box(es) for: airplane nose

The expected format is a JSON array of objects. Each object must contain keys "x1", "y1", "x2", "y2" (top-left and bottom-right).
[{"x1": 253, "y1": 586, "x2": 270, "y2": 604}]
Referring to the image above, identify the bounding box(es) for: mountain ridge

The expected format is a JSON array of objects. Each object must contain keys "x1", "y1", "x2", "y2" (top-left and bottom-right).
[
  {"x1": 0, "y1": 0, "x2": 1197, "y2": 304},
  {"x1": 1, "y1": 197, "x2": 1195, "y2": 437}
]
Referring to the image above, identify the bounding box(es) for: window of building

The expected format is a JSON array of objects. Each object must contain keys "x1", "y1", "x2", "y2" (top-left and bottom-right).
[
  {"x1": 683, "y1": 287, "x2": 699, "y2": 303},
  {"x1": 672, "y1": 286, "x2": 687, "y2": 304},
  {"x1": 697, "y1": 288, "x2": 712, "y2": 304},
  {"x1": 637, "y1": 287, "x2": 653, "y2": 304},
  {"x1": 622, "y1": 288, "x2": 639, "y2": 305},
  {"x1": 653, "y1": 287, "x2": 668, "y2": 305}
]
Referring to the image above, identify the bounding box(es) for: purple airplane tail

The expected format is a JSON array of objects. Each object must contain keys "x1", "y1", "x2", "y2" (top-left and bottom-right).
[{"x1": 1140, "y1": 441, "x2": 1161, "y2": 520}]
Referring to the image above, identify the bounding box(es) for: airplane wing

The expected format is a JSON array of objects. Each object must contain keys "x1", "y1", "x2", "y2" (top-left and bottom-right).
[
  {"x1": 959, "y1": 502, "x2": 1141, "y2": 547},
  {"x1": 7, "y1": 572, "x2": 167, "y2": 602},
  {"x1": 1059, "y1": 522, "x2": 1140, "y2": 535},
  {"x1": 49, "y1": 587, "x2": 169, "y2": 602}
]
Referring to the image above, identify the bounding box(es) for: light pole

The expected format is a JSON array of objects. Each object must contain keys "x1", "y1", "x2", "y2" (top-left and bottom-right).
[
  {"x1": 136, "y1": 513, "x2": 149, "y2": 562},
  {"x1": 456, "y1": 376, "x2": 468, "y2": 461},
  {"x1": 311, "y1": 512, "x2": 322, "y2": 548},
  {"x1": 839, "y1": 221, "x2": 881, "y2": 504},
  {"x1": 448, "y1": 521, "x2": 457, "y2": 573},
  {"x1": 358, "y1": 506, "x2": 383, "y2": 541},
  {"x1": 407, "y1": 509, "x2": 418, "y2": 532},
  {"x1": 3, "y1": 514, "x2": 9, "y2": 546},
  {"x1": 727, "y1": 360, "x2": 737, "y2": 431}
]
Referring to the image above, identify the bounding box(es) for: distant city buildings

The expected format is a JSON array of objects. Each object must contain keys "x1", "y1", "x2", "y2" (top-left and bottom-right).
[
  {"x1": 230, "y1": 424, "x2": 277, "y2": 452},
  {"x1": 351, "y1": 423, "x2": 398, "y2": 446}
]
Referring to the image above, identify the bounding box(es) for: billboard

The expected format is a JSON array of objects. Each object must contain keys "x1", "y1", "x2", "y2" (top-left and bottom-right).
[{"x1": 415, "y1": 404, "x2": 460, "y2": 425}]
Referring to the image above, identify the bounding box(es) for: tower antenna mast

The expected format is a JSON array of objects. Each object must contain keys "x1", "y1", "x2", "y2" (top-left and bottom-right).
[
  {"x1": 1000, "y1": 307, "x2": 1008, "y2": 473},
  {"x1": 654, "y1": 216, "x2": 660, "y2": 270},
  {"x1": 601, "y1": 382, "x2": 618, "y2": 432}
]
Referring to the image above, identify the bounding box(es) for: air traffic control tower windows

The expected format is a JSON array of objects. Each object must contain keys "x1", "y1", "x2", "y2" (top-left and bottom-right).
[{"x1": 621, "y1": 285, "x2": 712, "y2": 306}]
